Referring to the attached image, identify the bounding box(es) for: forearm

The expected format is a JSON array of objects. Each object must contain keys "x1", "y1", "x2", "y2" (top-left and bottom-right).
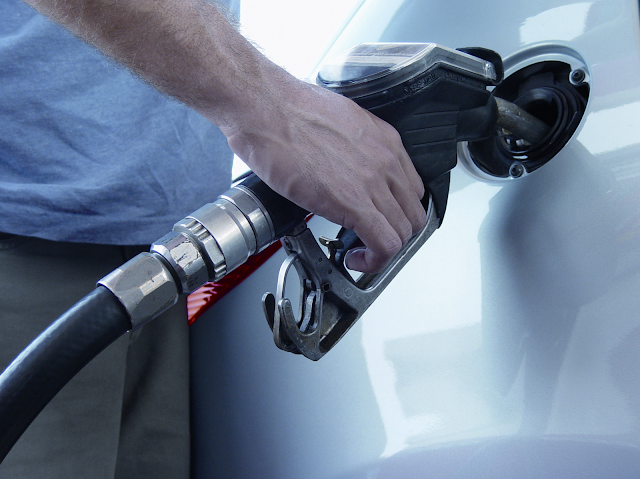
[{"x1": 24, "y1": 0, "x2": 277, "y2": 133}]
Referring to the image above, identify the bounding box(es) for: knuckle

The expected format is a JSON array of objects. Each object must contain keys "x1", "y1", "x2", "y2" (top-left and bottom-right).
[
  {"x1": 382, "y1": 233, "x2": 403, "y2": 256},
  {"x1": 399, "y1": 219, "x2": 413, "y2": 244}
]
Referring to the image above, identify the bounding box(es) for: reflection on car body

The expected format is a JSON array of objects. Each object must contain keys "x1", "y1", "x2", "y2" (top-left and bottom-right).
[{"x1": 191, "y1": 1, "x2": 640, "y2": 477}]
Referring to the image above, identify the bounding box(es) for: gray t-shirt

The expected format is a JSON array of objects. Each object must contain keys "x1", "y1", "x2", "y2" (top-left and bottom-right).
[{"x1": 0, "y1": 0, "x2": 239, "y2": 245}]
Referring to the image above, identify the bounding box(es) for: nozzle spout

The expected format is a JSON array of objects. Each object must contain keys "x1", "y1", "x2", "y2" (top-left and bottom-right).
[{"x1": 495, "y1": 96, "x2": 551, "y2": 146}]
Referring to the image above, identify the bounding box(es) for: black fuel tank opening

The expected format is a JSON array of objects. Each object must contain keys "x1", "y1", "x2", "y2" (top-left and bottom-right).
[{"x1": 467, "y1": 61, "x2": 589, "y2": 178}]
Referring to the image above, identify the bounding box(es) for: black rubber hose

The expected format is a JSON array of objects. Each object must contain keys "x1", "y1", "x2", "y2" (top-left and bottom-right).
[{"x1": 0, "y1": 286, "x2": 131, "y2": 463}]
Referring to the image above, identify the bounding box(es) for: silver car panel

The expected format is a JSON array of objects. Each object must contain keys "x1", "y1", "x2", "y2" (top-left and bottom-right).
[{"x1": 192, "y1": 1, "x2": 640, "y2": 477}]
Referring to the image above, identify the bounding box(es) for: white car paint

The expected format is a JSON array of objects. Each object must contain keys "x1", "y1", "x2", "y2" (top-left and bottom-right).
[{"x1": 192, "y1": 1, "x2": 640, "y2": 477}]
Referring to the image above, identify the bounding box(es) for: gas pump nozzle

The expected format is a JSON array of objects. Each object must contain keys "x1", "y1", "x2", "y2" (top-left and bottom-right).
[
  {"x1": 262, "y1": 44, "x2": 506, "y2": 359},
  {"x1": 100, "y1": 43, "x2": 511, "y2": 360}
]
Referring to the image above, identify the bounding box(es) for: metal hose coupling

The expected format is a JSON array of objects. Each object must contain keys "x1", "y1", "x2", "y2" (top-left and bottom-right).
[
  {"x1": 98, "y1": 176, "x2": 286, "y2": 330},
  {"x1": 157, "y1": 183, "x2": 277, "y2": 289}
]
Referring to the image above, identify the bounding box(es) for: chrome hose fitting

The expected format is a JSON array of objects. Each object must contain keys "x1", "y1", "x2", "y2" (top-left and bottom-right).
[
  {"x1": 171, "y1": 185, "x2": 275, "y2": 284},
  {"x1": 150, "y1": 231, "x2": 209, "y2": 295},
  {"x1": 98, "y1": 252, "x2": 180, "y2": 330},
  {"x1": 99, "y1": 177, "x2": 283, "y2": 329},
  {"x1": 149, "y1": 183, "x2": 275, "y2": 297}
]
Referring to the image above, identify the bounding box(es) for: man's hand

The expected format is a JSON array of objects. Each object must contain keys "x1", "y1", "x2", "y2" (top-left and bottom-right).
[
  {"x1": 23, "y1": 0, "x2": 427, "y2": 272},
  {"x1": 223, "y1": 74, "x2": 427, "y2": 273}
]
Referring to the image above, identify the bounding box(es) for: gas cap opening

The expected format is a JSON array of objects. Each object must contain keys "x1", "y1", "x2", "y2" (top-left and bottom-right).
[{"x1": 461, "y1": 55, "x2": 589, "y2": 180}]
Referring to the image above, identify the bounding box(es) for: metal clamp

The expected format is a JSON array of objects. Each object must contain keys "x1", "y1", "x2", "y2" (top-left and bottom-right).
[{"x1": 263, "y1": 195, "x2": 439, "y2": 360}]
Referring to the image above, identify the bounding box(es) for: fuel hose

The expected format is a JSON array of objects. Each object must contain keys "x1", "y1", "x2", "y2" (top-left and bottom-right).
[{"x1": 0, "y1": 286, "x2": 131, "y2": 463}]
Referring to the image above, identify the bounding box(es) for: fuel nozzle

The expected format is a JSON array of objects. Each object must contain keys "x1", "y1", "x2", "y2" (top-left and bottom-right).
[{"x1": 102, "y1": 42, "x2": 510, "y2": 355}]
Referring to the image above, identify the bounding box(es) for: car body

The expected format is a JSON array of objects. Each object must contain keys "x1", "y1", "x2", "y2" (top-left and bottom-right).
[{"x1": 191, "y1": 1, "x2": 640, "y2": 477}]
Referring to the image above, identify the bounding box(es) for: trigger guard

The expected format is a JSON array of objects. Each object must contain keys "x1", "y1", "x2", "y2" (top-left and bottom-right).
[
  {"x1": 273, "y1": 298, "x2": 301, "y2": 354},
  {"x1": 269, "y1": 252, "x2": 325, "y2": 355},
  {"x1": 277, "y1": 289, "x2": 322, "y2": 354}
]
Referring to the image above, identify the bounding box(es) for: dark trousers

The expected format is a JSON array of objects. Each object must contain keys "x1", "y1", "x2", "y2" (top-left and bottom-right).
[{"x1": 0, "y1": 235, "x2": 190, "y2": 478}]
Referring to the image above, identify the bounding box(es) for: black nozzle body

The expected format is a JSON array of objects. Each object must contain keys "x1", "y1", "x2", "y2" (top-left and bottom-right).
[{"x1": 238, "y1": 173, "x2": 309, "y2": 239}]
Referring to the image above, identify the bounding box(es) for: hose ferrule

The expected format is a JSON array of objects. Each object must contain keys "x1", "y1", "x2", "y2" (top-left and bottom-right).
[{"x1": 97, "y1": 252, "x2": 179, "y2": 330}]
